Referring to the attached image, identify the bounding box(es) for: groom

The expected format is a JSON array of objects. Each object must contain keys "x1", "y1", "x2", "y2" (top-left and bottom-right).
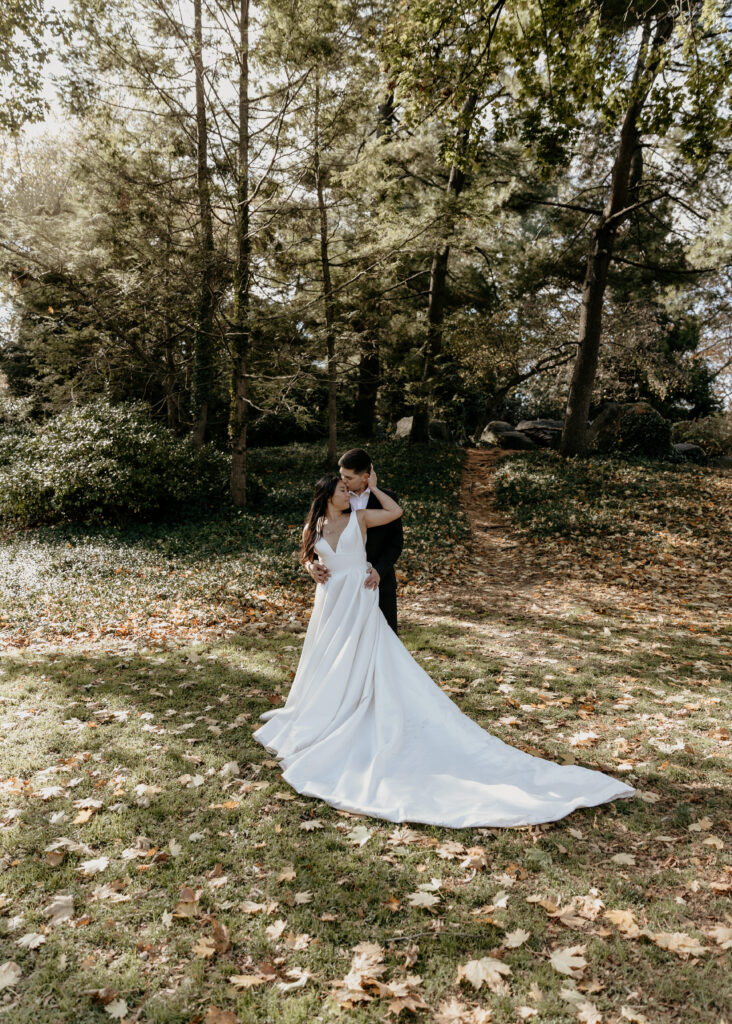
[{"x1": 305, "y1": 447, "x2": 403, "y2": 634}]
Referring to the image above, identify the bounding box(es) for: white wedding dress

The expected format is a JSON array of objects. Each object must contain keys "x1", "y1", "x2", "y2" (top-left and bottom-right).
[{"x1": 253, "y1": 511, "x2": 635, "y2": 827}]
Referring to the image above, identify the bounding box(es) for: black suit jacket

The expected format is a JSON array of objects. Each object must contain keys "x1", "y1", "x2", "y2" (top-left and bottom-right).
[{"x1": 365, "y1": 488, "x2": 403, "y2": 589}]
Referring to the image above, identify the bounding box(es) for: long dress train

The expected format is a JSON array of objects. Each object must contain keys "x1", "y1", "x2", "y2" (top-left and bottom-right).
[{"x1": 252, "y1": 510, "x2": 635, "y2": 828}]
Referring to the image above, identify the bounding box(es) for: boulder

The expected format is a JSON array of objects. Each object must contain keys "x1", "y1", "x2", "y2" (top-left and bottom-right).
[
  {"x1": 395, "y1": 416, "x2": 413, "y2": 439},
  {"x1": 709, "y1": 454, "x2": 732, "y2": 469},
  {"x1": 588, "y1": 401, "x2": 671, "y2": 458},
  {"x1": 428, "y1": 419, "x2": 451, "y2": 442},
  {"x1": 516, "y1": 419, "x2": 563, "y2": 430},
  {"x1": 672, "y1": 442, "x2": 707, "y2": 465},
  {"x1": 515, "y1": 419, "x2": 563, "y2": 448},
  {"x1": 486, "y1": 420, "x2": 514, "y2": 434},
  {"x1": 495, "y1": 430, "x2": 537, "y2": 450},
  {"x1": 394, "y1": 416, "x2": 451, "y2": 441}
]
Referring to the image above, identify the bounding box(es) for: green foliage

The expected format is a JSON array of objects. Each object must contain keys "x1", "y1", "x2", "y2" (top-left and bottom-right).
[
  {"x1": 493, "y1": 449, "x2": 715, "y2": 544},
  {"x1": 0, "y1": 400, "x2": 228, "y2": 526},
  {"x1": 672, "y1": 412, "x2": 732, "y2": 457}
]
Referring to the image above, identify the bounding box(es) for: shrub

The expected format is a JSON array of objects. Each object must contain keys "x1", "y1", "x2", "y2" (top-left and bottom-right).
[
  {"x1": 0, "y1": 400, "x2": 228, "y2": 525},
  {"x1": 671, "y1": 412, "x2": 732, "y2": 457}
]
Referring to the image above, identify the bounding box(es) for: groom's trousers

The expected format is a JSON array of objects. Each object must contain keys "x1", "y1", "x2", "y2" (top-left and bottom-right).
[{"x1": 379, "y1": 572, "x2": 398, "y2": 635}]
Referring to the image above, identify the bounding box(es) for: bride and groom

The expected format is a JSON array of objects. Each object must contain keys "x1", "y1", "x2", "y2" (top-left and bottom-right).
[{"x1": 253, "y1": 447, "x2": 634, "y2": 828}]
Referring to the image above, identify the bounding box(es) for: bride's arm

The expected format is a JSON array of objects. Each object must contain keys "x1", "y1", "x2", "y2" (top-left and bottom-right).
[{"x1": 361, "y1": 467, "x2": 403, "y2": 527}]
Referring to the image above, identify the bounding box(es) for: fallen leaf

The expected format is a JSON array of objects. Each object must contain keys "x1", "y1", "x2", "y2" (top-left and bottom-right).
[
  {"x1": 265, "y1": 919, "x2": 286, "y2": 941},
  {"x1": 643, "y1": 930, "x2": 707, "y2": 957},
  {"x1": 604, "y1": 908, "x2": 641, "y2": 938},
  {"x1": 105, "y1": 999, "x2": 128, "y2": 1020},
  {"x1": 457, "y1": 956, "x2": 512, "y2": 993},
  {"x1": 705, "y1": 925, "x2": 732, "y2": 949},
  {"x1": 277, "y1": 966, "x2": 312, "y2": 992},
  {"x1": 0, "y1": 961, "x2": 22, "y2": 990},
  {"x1": 576, "y1": 1000, "x2": 602, "y2": 1023},
  {"x1": 407, "y1": 891, "x2": 440, "y2": 909},
  {"x1": 347, "y1": 825, "x2": 372, "y2": 847},
  {"x1": 549, "y1": 945, "x2": 587, "y2": 978},
  {"x1": 229, "y1": 974, "x2": 267, "y2": 989},
  {"x1": 504, "y1": 928, "x2": 530, "y2": 948}
]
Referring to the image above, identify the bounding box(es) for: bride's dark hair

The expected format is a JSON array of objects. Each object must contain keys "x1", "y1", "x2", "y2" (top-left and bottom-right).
[{"x1": 300, "y1": 475, "x2": 348, "y2": 564}]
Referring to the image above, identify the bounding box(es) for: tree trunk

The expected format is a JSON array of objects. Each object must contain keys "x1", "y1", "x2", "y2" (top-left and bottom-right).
[
  {"x1": 410, "y1": 93, "x2": 477, "y2": 444},
  {"x1": 314, "y1": 79, "x2": 337, "y2": 464},
  {"x1": 191, "y1": 0, "x2": 216, "y2": 448},
  {"x1": 561, "y1": 13, "x2": 673, "y2": 456},
  {"x1": 229, "y1": 0, "x2": 250, "y2": 505}
]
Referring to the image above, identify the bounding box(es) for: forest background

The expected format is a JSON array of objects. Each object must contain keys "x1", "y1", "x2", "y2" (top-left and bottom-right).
[{"x1": 1, "y1": 0, "x2": 731, "y2": 519}]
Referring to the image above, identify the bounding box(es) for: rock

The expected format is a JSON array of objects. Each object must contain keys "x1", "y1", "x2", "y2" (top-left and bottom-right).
[
  {"x1": 495, "y1": 430, "x2": 537, "y2": 450},
  {"x1": 672, "y1": 442, "x2": 707, "y2": 465},
  {"x1": 709, "y1": 454, "x2": 732, "y2": 468},
  {"x1": 486, "y1": 420, "x2": 515, "y2": 434},
  {"x1": 395, "y1": 416, "x2": 413, "y2": 439},
  {"x1": 515, "y1": 419, "x2": 563, "y2": 449},
  {"x1": 516, "y1": 419, "x2": 563, "y2": 430},
  {"x1": 588, "y1": 401, "x2": 671, "y2": 458},
  {"x1": 428, "y1": 419, "x2": 451, "y2": 441},
  {"x1": 394, "y1": 416, "x2": 451, "y2": 441}
]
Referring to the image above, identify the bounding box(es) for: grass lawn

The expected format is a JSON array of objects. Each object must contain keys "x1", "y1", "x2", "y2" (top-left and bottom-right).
[{"x1": 0, "y1": 443, "x2": 730, "y2": 1024}]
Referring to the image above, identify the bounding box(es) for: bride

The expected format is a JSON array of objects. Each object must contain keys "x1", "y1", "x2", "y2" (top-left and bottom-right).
[{"x1": 253, "y1": 467, "x2": 635, "y2": 828}]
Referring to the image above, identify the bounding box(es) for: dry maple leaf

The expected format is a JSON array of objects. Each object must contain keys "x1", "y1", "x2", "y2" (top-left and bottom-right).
[
  {"x1": 265, "y1": 919, "x2": 286, "y2": 941},
  {"x1": 277, "y1": 864, "x2": 296, "y2": 881},
  {"x1": 240, "y1": 900, "x2": 267, "y2": 915},
  {"x1": 277, "y1": 967, "x2": 312, "y2": 992},
  {"x1": 576, "y1": 1000, "x2": 602, "y2": 1024},
  {"x1": 504, "y1": 928, "x2": 530, "y2": 948},
  {"x1": 44, "y1": 893, "x2": 74, "y2": 926},
  {"x1": 347, "y1": 825, "x2": 372, "y2": 846},
  {"x1": 283, "y1": 931, "x2": 311, "y2": 950},
  {"x1": 16, "y1": 933, "x2": 46, "y2": 950},
  {"x1": 173, "y1": 886, "x2": 201, "y2": 918},
  {"x1": 457, "y1": 956, "x2": 512, "y2": 993},
  {"x1": 294, "y1": 890, "x2": 313, "y2": 904},
  {"x1": 228, "y1": 974, "x2": 267, "y2": 990},
  {"x1": 0, "y1": 961, "x2": 22, "y2": 990},
  {"x1": 611, "y1": 853, "x2": 635, "y2": 866},
  {"x1": 104, "y1": 999, "x2": 128, "y2": 1020},
  {"x1": 193, "y1": 936, "x2": 217, "y2": 959},
  {"x1": 549, "y1": 945, "x2": 587, "y2": 978},
  {"x1": 387, "y1": 827, "x2": 422, "y2": 846},
  {"x1": 299, "y1": 819, "x2": 323, "y2": 831},
  {"x1": 643, "y1": 930, "x2": 707, "y2": 957},
  {"x1": 460, "y1": 846, "x2": 488, "y2": 870},
  {"x1": 436, "y1": 841, "x2": 466, "y2": 860},
  {"x1": 705, "y1": 925, "x2": 732, "y2": 949},
  {"x1": 77, "y1": 856, "x2": 110, "y2": 876},
  {"x1": 604, "y1": 909, "x2": 641, "y2": 938},
  {"x1": 407, "y1": 891, "x2": 440, "y2": 909}
]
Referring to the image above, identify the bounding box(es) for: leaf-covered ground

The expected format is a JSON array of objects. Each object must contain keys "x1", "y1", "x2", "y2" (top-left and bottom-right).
[{"x1": 0, "y1": 444, "x2": 730, "y2": 1024}]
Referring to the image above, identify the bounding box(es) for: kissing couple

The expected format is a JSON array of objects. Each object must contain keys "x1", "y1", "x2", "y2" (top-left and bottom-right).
[{"x1": 252, "y1": 446, "x2": 635, "y2": 827}]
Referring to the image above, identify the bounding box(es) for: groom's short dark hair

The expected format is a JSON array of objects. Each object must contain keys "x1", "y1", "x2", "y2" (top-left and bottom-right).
[{"x1": 339, "y1": 448, "x2": 371, "y2": 474}]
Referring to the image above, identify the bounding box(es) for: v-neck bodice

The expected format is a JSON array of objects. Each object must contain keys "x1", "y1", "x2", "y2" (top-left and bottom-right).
[{"x1": 314, "y1": 511, "x2": 366, "y2": 574}]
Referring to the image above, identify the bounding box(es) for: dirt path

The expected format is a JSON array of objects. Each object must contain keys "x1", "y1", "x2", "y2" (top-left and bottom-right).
[{"x1": 402, "y1": 447, "x2": 731, "y2": 643}]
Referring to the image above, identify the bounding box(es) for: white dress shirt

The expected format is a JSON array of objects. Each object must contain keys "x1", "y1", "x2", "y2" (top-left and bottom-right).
[{"x1": 349, "y1": 487, "x2": 371, "y2": 511}]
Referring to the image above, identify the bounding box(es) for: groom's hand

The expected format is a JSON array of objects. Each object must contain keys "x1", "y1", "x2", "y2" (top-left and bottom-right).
[{"x1": 365, "y1": 566, "x2": 380, "y2": 590}]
